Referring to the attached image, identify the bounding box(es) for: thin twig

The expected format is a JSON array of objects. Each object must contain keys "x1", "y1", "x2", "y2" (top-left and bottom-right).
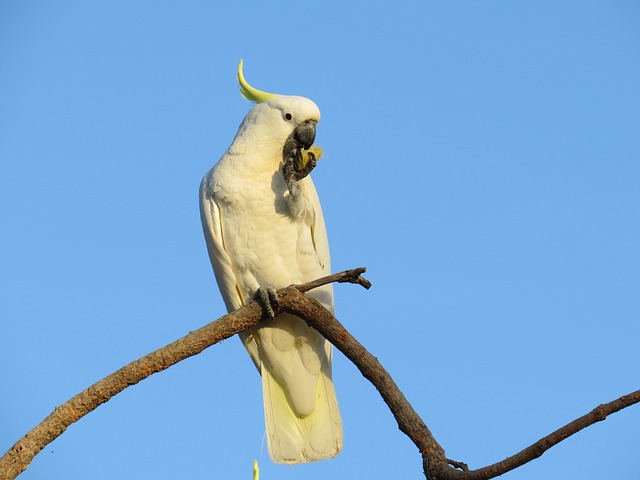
[
  {"x1": 447, "y1": 459, "x2": 469, "y2": 471},
  {"x1": 430, "y1": 389, "x2": 640, "y2": 480},
  {"x1": 294, "y1": 267, "x2": 372, "y2": 292}
]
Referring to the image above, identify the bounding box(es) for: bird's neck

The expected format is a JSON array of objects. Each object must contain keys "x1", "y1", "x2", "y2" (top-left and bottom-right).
[{"x1": 224, "y1": 136, "x2": 282, "y2": 176}]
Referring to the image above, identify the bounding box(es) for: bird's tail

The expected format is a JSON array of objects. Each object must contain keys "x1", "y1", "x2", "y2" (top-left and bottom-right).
[{"x1": 261, "y1": 358, "x2": 343, "y2": 464}]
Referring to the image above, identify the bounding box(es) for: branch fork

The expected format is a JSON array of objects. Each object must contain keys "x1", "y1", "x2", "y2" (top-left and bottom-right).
[{"x1": 1, "y1": 267, "x2": 638, "y2": 480}]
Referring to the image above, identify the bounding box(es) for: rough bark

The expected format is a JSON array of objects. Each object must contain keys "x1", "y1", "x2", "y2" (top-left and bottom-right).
[{"x1": 0, "y1": 268, "x2": 638, "y2": 480}]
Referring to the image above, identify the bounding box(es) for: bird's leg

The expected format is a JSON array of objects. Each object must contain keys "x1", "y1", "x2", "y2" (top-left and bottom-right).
[
  {"x1": 255, "y1": 286, "x2": 278, "y2": 318},
  {"x1": 282, "y1": 149, "x2": 303, "y2": 198}
]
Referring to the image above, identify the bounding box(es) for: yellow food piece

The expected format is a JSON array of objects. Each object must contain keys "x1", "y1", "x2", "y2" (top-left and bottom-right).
[{"x1": 297, "y1": 146, "x2": 323, "y2": 171}]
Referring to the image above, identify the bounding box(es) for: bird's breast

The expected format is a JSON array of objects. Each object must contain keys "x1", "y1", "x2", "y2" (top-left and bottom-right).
[{"x1": 213, "y1": 166, "x2": 321, "y2": 301}]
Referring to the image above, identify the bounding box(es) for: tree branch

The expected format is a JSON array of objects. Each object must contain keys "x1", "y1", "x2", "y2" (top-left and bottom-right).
[
  {"x1": 276, "y1": 285, "x2": 448, "y2": 472},
  {"x1": 429, "y1": 389, "x2": 640, "y2": 480},
  {"x1": 0, "y1": 268, "x2": 370, "y2": 480},
  {"x1": 1, "y1": 267, "x2": 638, "y2": 480},
  {"x1": 0, "y1": 306, "x2": 261, "y2": 480},
  {"x1": 282, "y1": 288, "x2": 640, "y2": 479},
  {"x1": 279, "y1": 289, "x2": 640, "y2": 480}
]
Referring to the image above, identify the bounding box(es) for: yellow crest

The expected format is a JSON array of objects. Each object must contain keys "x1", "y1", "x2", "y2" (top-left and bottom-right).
[{"x1": 237, "y1": 59, "x2": 277, "y2": 103}]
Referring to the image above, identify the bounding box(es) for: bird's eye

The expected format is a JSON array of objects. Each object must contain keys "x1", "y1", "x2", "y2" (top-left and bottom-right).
[{"x1": 284, "y1": 112, "x2": 292, "y2": 121}]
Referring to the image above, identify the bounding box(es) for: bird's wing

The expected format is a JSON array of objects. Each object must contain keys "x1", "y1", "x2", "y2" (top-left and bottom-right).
[
  {"x1": 199, "y1": 173, "x2": 243, "y2": 312},
  {"x1": 300, "y1": 176, "x2": 334, "y2": 313},
  {"x1": 200, "y1": 171, "x2": 263, "y2": 366}
]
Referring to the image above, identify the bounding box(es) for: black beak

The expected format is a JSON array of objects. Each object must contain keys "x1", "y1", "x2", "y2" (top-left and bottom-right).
[{"x1": 293, "y1": 121, "x2": 316, "y2": 150}]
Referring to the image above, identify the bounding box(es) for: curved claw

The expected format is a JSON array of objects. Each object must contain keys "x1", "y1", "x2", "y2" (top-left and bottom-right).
[
  {"x1": 255, "y1": 286, "x2": 278, "y2": 318},
  {"x1": 284, "y1": 149, "x2": 318, "y2": 180},
  {"x1": 293, "y1": 151, "x2": 317, "y2": 180}
]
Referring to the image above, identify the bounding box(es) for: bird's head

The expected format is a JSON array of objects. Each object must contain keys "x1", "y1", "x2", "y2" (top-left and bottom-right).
[{"x1": 235, "y1": 60, "x2": 320, "y2": 163}]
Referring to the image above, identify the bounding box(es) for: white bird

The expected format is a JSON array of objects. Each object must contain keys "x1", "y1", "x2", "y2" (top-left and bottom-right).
[{"x1": 199, "y1": 60, "x2": 342, "y2": 464}]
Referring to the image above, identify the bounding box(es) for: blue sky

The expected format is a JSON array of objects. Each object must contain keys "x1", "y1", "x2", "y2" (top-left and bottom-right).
[{"x1": 1, "y1": 2, "x2": 639, "y2": 479}]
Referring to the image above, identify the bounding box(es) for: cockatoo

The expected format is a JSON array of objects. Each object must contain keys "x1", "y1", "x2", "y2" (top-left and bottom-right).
[{"x1": 199, "y1": 60, "x2": 342, "y2": 464}]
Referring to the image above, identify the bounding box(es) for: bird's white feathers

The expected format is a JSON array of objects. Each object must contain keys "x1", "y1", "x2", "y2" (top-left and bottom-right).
[{"x1": 199, "y1": 94, "x2": 342, "y2": 463}]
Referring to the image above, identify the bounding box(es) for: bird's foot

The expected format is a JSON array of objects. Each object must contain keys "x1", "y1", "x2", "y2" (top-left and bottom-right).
[
  {"x1": 255, "y1": 286, "x2": 278, "y2": 318},
  {"x1": 282, "y1": 151, "x2": 301, "y2": 198},
  {"x1": 293, "y1": 150, "x2": 317, "y2": 180},
  {"x1": 282, "y1": 149, "x2": 317, "y2": 198}
]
